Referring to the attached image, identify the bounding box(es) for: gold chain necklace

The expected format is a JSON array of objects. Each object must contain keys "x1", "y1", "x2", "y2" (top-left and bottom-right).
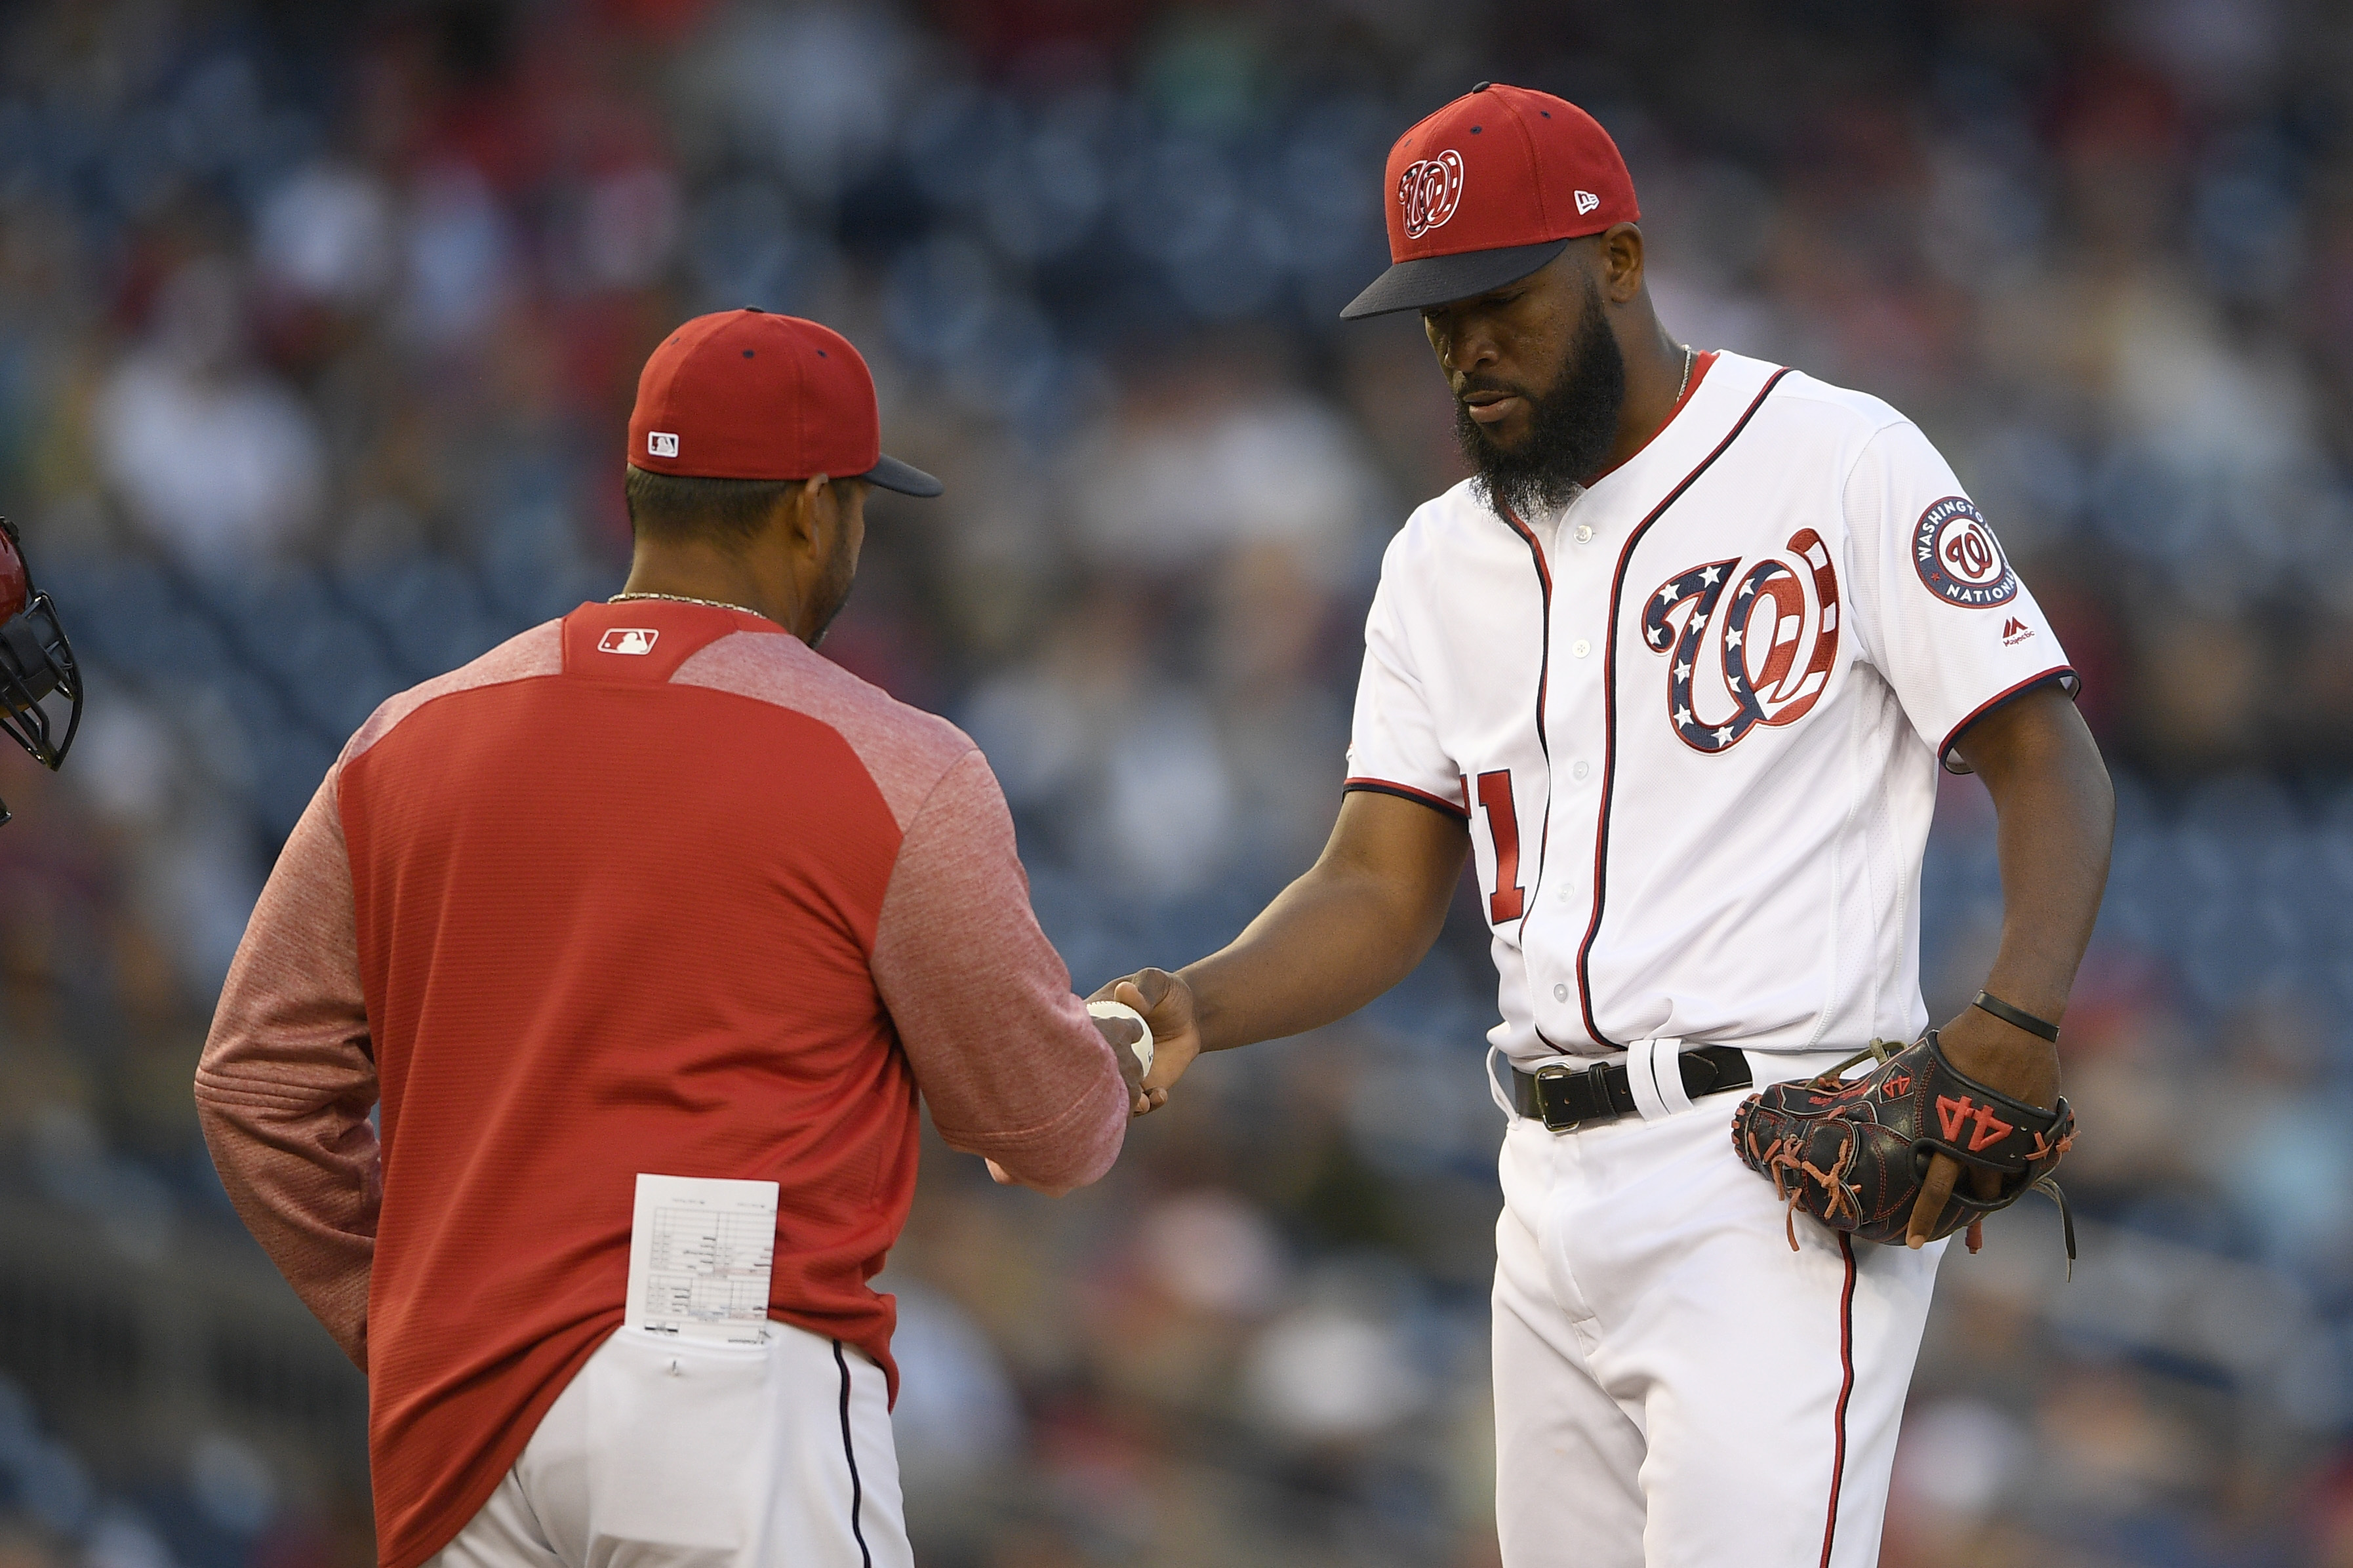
[
  {"x1": 1675, "y1": 344, "x2": 1695, "y2": 403},
  {"x1": 608, "y1": 592, "x2": 761, "y2": 616}
]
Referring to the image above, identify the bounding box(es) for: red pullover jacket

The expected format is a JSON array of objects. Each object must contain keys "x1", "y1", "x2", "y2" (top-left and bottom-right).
[{"x1": 195, "y1": 600, "x2": 1130, "y2": 1568}]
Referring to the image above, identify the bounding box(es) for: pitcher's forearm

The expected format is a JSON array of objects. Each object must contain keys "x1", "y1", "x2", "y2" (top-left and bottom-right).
[
  {"x1": 1965, "y1": 691, "x2": 2114, "y2": 1026},
  {"x1": 1165, "y1": 790, "x2": 1470, "y2": 1054},
  {"x1": 1180, "y1": 865, "x2": 1445, "y2": 1051},
  {"x1": 1982, "y1": 782, "x2": 2110, "y2": 1023}
]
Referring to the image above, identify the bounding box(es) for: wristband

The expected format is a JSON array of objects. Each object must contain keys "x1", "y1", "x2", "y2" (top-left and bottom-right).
[{"x1": 1972, "y1": 990, "x2": 2060, "y2": 1042}]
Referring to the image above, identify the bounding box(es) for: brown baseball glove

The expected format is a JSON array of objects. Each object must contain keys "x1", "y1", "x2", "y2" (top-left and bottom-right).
[{"x1": 1730, "y1": 1032, "x2": 2075, "y2": 1263}]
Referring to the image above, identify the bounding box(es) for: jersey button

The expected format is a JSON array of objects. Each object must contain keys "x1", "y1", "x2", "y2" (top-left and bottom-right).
[
  {"x1": 1573, "y1": 524, "x2": 1594, "y2": 544},
  {"x1": 1572, "y1": 760, "x2": 1591, "y2": 780},
  {"x1": 1552, "y1": 983, "x2": 1569, "y2": 1001},
  {"x1": 1571, "y1": 638, "x2": 1591, "y2": 658}
]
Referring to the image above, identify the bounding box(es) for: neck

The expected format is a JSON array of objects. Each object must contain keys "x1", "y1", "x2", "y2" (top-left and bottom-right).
[
  {"x1": 1599, "y1": 315, "x2": 1690, "y2": 473},
  {"x1": 619, "y1": 542, "x2": 805, "y2": 640}
]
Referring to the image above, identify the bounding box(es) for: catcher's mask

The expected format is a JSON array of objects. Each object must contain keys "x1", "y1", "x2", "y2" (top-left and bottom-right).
[{"x1": 0, "y1": 517, "x2": 81, "y2": 824}]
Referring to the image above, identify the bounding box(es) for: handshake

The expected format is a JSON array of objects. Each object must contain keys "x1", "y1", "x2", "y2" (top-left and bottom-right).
[{"x1": 984, "y1": 968, "x2": 1201, "y2": 1194}]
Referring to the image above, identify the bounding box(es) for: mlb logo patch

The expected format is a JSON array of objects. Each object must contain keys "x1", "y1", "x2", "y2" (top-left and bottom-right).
[
  {"x1": 598, "y1": 628, "x2": 660, "y2": 656},
  {"x1": 647, "y1": 432, "x2": 679, "y2": 458}
]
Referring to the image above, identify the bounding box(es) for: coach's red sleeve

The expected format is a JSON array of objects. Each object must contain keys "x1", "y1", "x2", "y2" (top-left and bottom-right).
[
  {"x1": 870, "y1": 748, "x2": 1129, "y2": 1190},
  {"x1": 194, "y1": 768, "x2": 380, "y2": 1367}
]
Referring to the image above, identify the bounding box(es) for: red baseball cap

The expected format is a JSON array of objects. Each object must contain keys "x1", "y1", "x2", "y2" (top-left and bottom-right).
[
  {"x1": 1340, "y1": 83, "x2": 1639, "y2": 319},
  {"x1": 628, "y1": 310, "x2": 942, "y2": 497}
]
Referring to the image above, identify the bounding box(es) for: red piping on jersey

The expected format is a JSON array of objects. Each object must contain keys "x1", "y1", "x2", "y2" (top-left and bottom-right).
[
  {"x1": 1575, "y1": 367, "x2": 1792, "y2": 1047},
  {"x1": 1497, "y1": 506, "x2": 1556, "y2": 868},
  {"x1": 1935, "y1": 665, "x2": 2079, "y2": 774},
  {"x1": 1497, "y1": 506, "x2": 1554, "y2": 772},
  {"x1": 1584, "y1": 350, "x2": 1720, "y2": 486},
  {"x1": 1342, "y1": 776, "x2": 1472, "y2": 820},
  {"x1": 1818, "y1": 1232, "x2": 1858, "y2": 1568},
  {"x1": 1493, "y1": 506, "x2": 1565, "y2": 1049}
]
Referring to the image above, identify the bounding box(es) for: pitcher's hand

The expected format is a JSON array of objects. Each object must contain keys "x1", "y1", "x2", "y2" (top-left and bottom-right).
[
  {"x1": 1905, "y1": 1007, "x2": 2061, "y2": 1246},
  {"x1": 1089, "y1": 968, "x2": 1200, "y2": 1115}
]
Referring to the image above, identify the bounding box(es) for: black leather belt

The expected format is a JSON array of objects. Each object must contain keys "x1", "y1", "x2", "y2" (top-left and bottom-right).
[{"x1": 1510, "y1": 1045, "x2": 1754, "y2": 1133}]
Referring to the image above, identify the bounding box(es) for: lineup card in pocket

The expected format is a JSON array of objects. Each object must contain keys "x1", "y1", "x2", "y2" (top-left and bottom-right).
[{"x1": 624, "y1": 1174, "x2": 780, "y2": 1344}]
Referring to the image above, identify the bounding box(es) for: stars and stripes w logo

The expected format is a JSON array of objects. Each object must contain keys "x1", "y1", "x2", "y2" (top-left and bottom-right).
[{"x1": 1641, "y1": 529, "x2": 1842, "y2": 754}]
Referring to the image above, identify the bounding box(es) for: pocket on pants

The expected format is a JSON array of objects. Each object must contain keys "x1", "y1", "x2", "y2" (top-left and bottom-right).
[{"x1": 584, "y1": 1327, "x2": 774, "y2": 1558}]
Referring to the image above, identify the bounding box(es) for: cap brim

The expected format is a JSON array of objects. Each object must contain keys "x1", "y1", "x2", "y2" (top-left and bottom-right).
[
  {"x1": 1338, "y1": 239, "x2": 1572, "y2": 319},
  {"x1": 862, "y1": 452, "x2": 943, "y2": 498}
]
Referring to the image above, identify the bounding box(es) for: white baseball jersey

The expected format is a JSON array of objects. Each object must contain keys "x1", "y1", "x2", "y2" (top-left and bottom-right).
[{"x1": 1346, "y1": 350, "x2": 2074, "y2": 1066}]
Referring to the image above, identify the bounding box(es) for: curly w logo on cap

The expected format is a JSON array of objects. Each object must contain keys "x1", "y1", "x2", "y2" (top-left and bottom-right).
[{"x1": 1398, "y1": 151, "x2": 1465, "y2": 238}]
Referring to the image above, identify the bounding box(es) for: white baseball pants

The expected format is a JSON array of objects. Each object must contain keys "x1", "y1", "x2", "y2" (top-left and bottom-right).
[
  {"x1": 426, "y1": 1321, "x2": 911, "y2": 1568},
  {"x1": 1491, "y1": 1051, "x2": 1944, "y2": 1568}
]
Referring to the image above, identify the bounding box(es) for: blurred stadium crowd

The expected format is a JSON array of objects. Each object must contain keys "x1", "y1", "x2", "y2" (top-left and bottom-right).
[{"x1": 0, "y1": 0, "x2": 2350, "y2": 1564}]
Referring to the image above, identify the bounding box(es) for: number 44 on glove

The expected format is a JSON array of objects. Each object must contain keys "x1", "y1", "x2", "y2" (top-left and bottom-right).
[{"x1": 1731, "y1": 1032, "x2": 2076, "y2": 1270}]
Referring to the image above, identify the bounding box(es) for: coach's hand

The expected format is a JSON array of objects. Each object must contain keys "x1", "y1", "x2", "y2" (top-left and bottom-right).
[
  {"x1": 983, "y1": 971, "x2": 1201, "y2": 1189},
  {"x1": 1090, "y1": 969, "x2": 1201, "y2": 1116},
  {"x1": 984, "y1": 1159, "x2": 1073, "y2": 1196},
  {"x1": 1091, "y1": 997, "x2": 1154, "y2": 1116},
  {"x1": 1905, "y1": 1006, "x2": 2062, "y2": 1247}
]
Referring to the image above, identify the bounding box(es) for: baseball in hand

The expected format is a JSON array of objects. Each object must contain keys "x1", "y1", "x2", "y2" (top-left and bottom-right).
[{"x1": 1087, "y1": 999, "x2": 1154, "y2": 1077}]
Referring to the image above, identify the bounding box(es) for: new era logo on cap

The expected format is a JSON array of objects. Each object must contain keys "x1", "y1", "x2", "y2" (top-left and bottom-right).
[
  {"x1": 598, "y1": 628, "x2": 660, "y2": 655},
  {"x1": 647, "y1": 432, "x2": 679, "y2": 458},
  {"x1": 1575, "y1": 190, "x2": 1600, "y2": 215}
]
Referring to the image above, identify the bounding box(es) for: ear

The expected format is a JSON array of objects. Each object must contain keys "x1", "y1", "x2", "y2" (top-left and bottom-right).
[
  {"x1": 1597, "y1": 223, "x2": 1645, "y2": 304},
  {"x1": 786, "y1": 474, "x2": 833, "y2": 546}
]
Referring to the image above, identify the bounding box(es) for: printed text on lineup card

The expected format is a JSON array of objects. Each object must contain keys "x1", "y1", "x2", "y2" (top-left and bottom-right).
[{"x1": 622, "y1": 1174, "x2": 778, "y2": 1344}]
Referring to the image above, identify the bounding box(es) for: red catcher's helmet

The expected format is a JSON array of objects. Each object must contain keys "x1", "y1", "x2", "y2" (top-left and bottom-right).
[{"x1": 0, "y1": 518, "x2": 81, "y2": 825}]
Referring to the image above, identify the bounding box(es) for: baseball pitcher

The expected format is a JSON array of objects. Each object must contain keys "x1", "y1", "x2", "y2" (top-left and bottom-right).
[
  {"x1": 1114, "y1": 86, "x2": 2112, "y2": 1566},
  {"x1": 196, "y1": 310, "x2": 1150, "y2": 1568}
]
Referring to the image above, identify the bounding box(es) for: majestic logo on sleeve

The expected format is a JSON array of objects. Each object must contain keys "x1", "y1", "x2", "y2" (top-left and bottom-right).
[
  {"x1": 1642, "y1": 529, "x2": 1842, "y2": 754},
  {"x1": 1398, "y1": 151, "x2": 1466, "y2": 238},
  {"x1": 1912, "y1": 497, "x2": 2017, "y2": 607}
]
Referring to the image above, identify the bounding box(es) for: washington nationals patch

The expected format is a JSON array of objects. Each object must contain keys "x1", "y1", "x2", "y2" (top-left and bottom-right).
[{"x1": 1912, "y1": 497, "x2": 2017, "y2": 608}]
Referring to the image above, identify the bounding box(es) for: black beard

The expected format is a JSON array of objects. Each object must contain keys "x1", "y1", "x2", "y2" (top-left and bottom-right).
[{"x1": 1453, "y1": 282, "x2": 1626, "y2": 520}]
